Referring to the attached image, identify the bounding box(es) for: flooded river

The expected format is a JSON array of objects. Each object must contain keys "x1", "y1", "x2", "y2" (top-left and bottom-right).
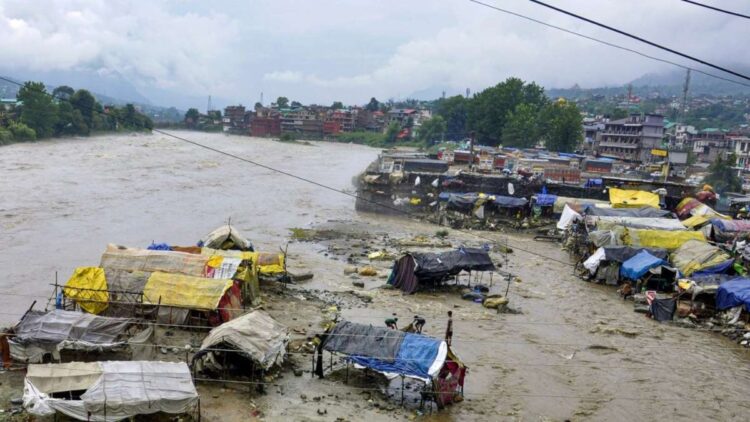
[{"x1": 2, "y1": 131, "x2": 750, "y2": 421}]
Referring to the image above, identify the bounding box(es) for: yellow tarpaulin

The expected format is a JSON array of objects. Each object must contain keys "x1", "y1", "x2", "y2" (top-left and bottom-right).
[
  {"x1": 670, "y1": 240, "x2": 730, "y2": 276},
  {"x1": 241, "y1": 252, "x2": 286, "y2": 275},
  {"x1": 609, "y1": 188, "x2": 660, "y2": 209},
  {"x1": 143, "y1": 272, "x2": 233, "y2": 310},
  {"x1": 681, "y1": 215, "x2": 709, "y2": 229},
  {"x1": 64, "y1": 267, "x2": 109, "y2": 314},
  {"x1": 622, "y1": 228, "x2": 706, "y2": 250}
]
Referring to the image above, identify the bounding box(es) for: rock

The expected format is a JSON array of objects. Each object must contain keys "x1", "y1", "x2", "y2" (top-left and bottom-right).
[
  {"x1": 160, "y1": 347, "x2": 168, "y2": 354},
  {"x1": 10, "y1": 398, "x2": 22, "y2": 406},
  {"x1": 352, "y1": 281, "x2": 365, "y2": 288},
  {"x1": 293, "y1": 368, "x2": 304, "y2": 377},
  {"x1": 358, "y1": 266, "x2": 378, "y2": 276},
  {"x1": 483, "y1": 296, "x2": 509, "y2": 309},
  {"x1": 300, "y1": 394, "x2": 307, "y2": 401},
  {"x1": 344, "y1": 266, "x2": 358, "y2": 275},
  {"x1": 313, "y1": 396, "x2": 322, "y2": 402},
  {"x1": 317, "y1": 408, "x2": 327, "y2": 415}
]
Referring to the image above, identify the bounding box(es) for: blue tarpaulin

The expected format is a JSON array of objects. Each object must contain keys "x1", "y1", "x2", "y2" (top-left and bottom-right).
[
  {"x1": 534, "y1": 194, "x2": 557, "y2": 207},
  {"x1": 620, "y1": 250, "x2": 666, "y2": 280},
  {"x1": 147, "y1": 242, "x2": 172, "y2": 251},
  {"x1": 692, "y1": 259, "x2": 734, "y2": 276},
  {"x1": 491, "y1": 195, "x2": 528, "y2": 208},
  {"x1": 717, "y1": 278, "x2": 750, "y2": 311},
  {"x1": 348, "y1": 334, "x2": 441, "y2": 380}
]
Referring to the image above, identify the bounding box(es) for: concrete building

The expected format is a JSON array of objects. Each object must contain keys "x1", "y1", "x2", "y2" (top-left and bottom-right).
[
  {"x1": 280, "y1": 108, "x2": 323, "y2": 138},
  {"x1": 690, "y1": 128, "x2": 730, "y2": 163},
  {"x1": 594, "y1": 113, "x2": 664, "y2": 162},
  {"x1": 250, "y1": 108, "x2": 281, "y2": 137},
  {"x1": 222, "y1": 105, "x2": 246, "y2": 132},
  {"x1": 733, "y1": 134, "x2": 750, "y2": 169}
]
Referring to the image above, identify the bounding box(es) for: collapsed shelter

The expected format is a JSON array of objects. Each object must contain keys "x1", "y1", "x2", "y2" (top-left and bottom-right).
[{"x1": 387, "y1": 247, "x2": 496, "y2": 294}]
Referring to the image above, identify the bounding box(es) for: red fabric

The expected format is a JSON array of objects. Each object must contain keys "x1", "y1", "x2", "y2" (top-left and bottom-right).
[{"x1": 217, "y1": 281, "x2": 243, "y2": 323}]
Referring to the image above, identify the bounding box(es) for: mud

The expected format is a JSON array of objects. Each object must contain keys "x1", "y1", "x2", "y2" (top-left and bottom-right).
[{"x1": 1, "y1": 132, "x2": 750, "y2": 421}]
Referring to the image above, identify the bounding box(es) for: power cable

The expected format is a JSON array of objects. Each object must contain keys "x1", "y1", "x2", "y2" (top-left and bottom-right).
[
  {"x1": 528, "y1": 0, "x2": 750, "y2": 82},
  {"x1": 465, "y1": 0, "x2": 750, "y2": 88},
  {"x1": 0, "y1": 75, "x2": 575, "y2": 267},
  {"x1": 681, "y1": 0, "x2": 750, "y2": 19}
]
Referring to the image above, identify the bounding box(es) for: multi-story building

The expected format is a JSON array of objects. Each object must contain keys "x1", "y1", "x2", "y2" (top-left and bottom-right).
[
  {"x1": 280, "y1": 107, "x2": 323, "y2": 138},
  {"x1": 222, "y1": 105, "x2": 247, "y2": 132},
  {"x1": 594, "y1": 113, "x2": 664, "y2": 162},
  {"x1": 732, "y1": 134, "x2": 750, "y2": 169},
  {"x1": 689, "y1": 128, "x2": 730, "y2": 163},
  {"x1": 356, "y1": 110, "x2": 386, "y2": 132},
  {"x1": 326, "y1": 109, "x2": 357, "y2": 133},
  {"x1": 250, "y1": 108, "x2": 281, "y2": 137}
]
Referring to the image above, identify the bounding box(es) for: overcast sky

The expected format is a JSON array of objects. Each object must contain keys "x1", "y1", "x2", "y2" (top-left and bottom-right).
[{"x1": 1, "y1": 0, "x2": 749, "y2": 109}]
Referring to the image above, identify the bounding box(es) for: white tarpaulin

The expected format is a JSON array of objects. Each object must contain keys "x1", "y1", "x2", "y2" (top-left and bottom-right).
[
  {"x1": 194, "y1": 310, "x2": 289, "y2": 371},
  {"x1": 24, "y1": 361, "x2": 198, "y2": 421},
  {"x1": 590, "y1": 216, "x2": 686, "y2": 231},
  {"x1": 557, "y1": 204, "x2": 582, "y2": 230},
  {"x1": 583, "y1": 247, "x2": 607, "y2": 274}
]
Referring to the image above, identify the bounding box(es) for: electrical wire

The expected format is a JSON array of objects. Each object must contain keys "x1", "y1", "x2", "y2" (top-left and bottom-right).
[
  {"x1": 0, "y1": 75, "x2": 575, "y2": 269},
  {"x1": 681, "y1": 0, "x2": 750, "y2": 19},
  {"x1": 466, "y1": 0, "x2": 750, "y2": 89},
  {"x1": 527, "y1": 0, "x2": 750, "y2": 82}
]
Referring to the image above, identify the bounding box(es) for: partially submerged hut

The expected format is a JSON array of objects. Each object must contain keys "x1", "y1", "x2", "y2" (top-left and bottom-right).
[
  {"x1": 388, "y1": 247, "x2": 496, "y2": 294},
  {"x1": 24, "y1": 361, "x2": 199, "y2": 421},
  {"x1": 193, "y1": 310, "x2": 289, "y2": 380},
  {"x1": 319, "y1": 321, "x2": 466, "y2": 409}
]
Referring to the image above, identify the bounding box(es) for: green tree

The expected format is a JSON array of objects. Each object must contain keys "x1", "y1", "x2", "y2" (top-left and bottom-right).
[
  {"x1": 291, "y1": 100, "x2": 302, "y2": 108},
  {"x1": 254, "y1": 102, "x2": 263, "y2": 110},
  {"x1": 17, "y1": 81, "x2": 57, "y2": 138},
  {"x1": 331, "y1": 101, "x2": 344, "y2": 110},
  {"x1": 433, "y1": 95, "x2": 468, "y2": 140},
  {"x1": 417, "y1": 116, "x2": 447, "y2": 146},
  {"x1": 706, "y1": 154, "x2": 742, "y2": 193},
  {"x1": 501, "y1": 103, "x2": 539, "y2": 148},
  {"x1": 184, "y1": 108, "x2": 200, "y2": 127},
  {"x1": 54, "y1": 101, "x2": 88, "y2": 136},
  {"x1": 7, "y1": 120, "x2": 36, "y2": 141},
  {"x1": 384, "y1": 122, "x2": 401, "y2": 144},
  {"x1": 365, "y1": 97, "x2": 380, "y2": 112},
  {"x1": 467, "y1": 77, "x2": 547, "y2": 146},
  {"x1": 52, "y1": 85, "x2": 75, "y2": 101},
  {"x1": 541, "y1": 100, "x2": 583, "y2": 153},
  {"x1": 276, "y1": 97, "x2": 289, "y2": 108},
  {"x1": 71, "y1": 89, "x2": 96, "y2": 130}
]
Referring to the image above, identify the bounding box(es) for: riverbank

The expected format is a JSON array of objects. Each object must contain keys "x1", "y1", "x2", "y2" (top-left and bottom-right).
[{"x1": 1, "y1": 132, "x2": 749, "y2": 421}]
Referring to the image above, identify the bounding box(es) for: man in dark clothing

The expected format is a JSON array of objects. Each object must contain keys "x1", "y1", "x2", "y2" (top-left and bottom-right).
[
  {"x1": 445, "y1": 311, "x2": 453, "y2": 346},
  {"x1": 413, "y1": 315, "x2": 426, "y2": 334},
  {"x1": 385, "y1": 317, "x2": 398, "y2": 329}
]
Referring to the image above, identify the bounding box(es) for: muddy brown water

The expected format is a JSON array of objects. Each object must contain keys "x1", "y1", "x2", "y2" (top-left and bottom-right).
[{"x1": 2, "y1": 132, "x2": 750, "y2": 421}]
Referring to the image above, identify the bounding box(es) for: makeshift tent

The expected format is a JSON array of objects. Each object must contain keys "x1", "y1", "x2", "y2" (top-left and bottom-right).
[
  {"x1": 532, "y1": 194, "x2": 557, "y2": 207},
  {"x1": 199, "y1": 224, "x2": 254, "y2": 251},
  {"x1": 716, "y1": 278, "x2": 750, "y2": 311},
  {"x1": 557, "y1": 204, "x2": 582, "y2": 230},
  {"x1": 609, "y1": 188, "x2": 660, "y2": 209},
  {"x1": 710, "y1": 218, "x2": 750, "y2": 242},
  {"x1": 590, "y1": 216, "x2": 686, "y2": 231},
  {"x1": 681, "y1": 214, "x2": 710, "y2": 229},
  {"x1": 585, "y1": 206, "x2": 670, "y2": 218},
  {"x1": 491, "y1": 195, "x2": 528, "y2": 208},
  {"x1": 588, "y1": 229, "x2": 625, "y2": 248},
  {"x1": 64, "y1": 267, "x2": 109, "y2": 315},
  {"x1": 100, "y1": 244, "x2": 208, "y2": 277},
  {"x1": 9, "y1": 310, "x2": 133, "y2": 363},
  {"x1": 670, "y1": 240, "x2": 732, "y2": 276},
  {"x1": 603, "y1": 247, "x2": 668, "y2": 263},
  {"x1": 583, "y1": 247, "x2": 606, "y2": 274},
  {"x1": 553, "y1": 196, "x2": 609, "y2": 214},
  {"x1": 321, "y1": 322, "x2": 466, "y2": 402},
  {"x1": 193, "y1": 310, "x2": 289, "y2": 372},
  {"x1": 620, "y1": 251, "x2": 666, "y2": 280},
  {"x1": 439, "y1": 193, "x2": 478, "y2": 211},
  {"x1": 142, "y1": 272, "x2": 242, "y2": 323},
  {"x1": 388, "y1": 248, "x2": 496, "y2": 294},
  {"x1": 24, "y1": 361, "x2": 199, "y2": 421},
  {"x1": 622, "y1": 228, "x2": 706, "y2": 250}
]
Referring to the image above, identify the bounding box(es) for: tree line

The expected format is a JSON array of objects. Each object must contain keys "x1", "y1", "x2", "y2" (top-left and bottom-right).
[
  {"x1": 431, "y1": 77, "x2": 584, "y2": 152},
  {"x1": 0, "y1": 81, "x2": 153, "y2": 145}
]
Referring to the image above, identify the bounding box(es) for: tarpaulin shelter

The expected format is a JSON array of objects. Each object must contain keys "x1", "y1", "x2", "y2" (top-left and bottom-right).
[
  {"x1": 24, "y1": 361, "x2": 199, "y2": 421},
  {"x1": 9, "y1": 310, "x2": 133, "y2": 363},
  {"x1": 439, "y1": 193, "x2": 478, "y2": 211},
  {"x1": 532, "y1": 194, "x2": 557, "y2": 207},
  {"x1": 670, "y1": 240, "x2": 732, "y2": 277},
  {"x1": 681, "y1": 215, "x2": 710, "y2": 229},
  {"x1": 100, "y1": 244, "x2": 208, "y2": 277},
  {"x1": 64, "y1": 267, "x2": 109, "y2": 315},
  {"x1": 553, "y1": 196, "x2": 609, "y2": 214},
  {"x1": 557, "y1": 204, "x2": 582, "y2": 230},
  {"x1": 491, "y1": 195, "x2": 528, "y2": 208},
  {"x1": 609, "y1": 188, "x2": 660, "y2": 209},
  {"x1": 716, "y1": 278, "x2": 750, "y2": 311},
  {"x1": 199, "y1": 224, "x2": 254, "y2": 251},
  {"x1": 603, "y1": 247, "x2": 668, "y2": 263},
  {"x1": 585, "y1": 206, "x2": 670, "y2": 218},
  {"x1": 589, "y1": 216, "x2": 686, "y2": 231},
  {"x1": 710, "y1": 218, "x2": 750, "y2": 242},
  {"x1": 620, "y1": 251, "x2": 667, "y2": 280},
  {"x1": 193, "y1": 310, "x2": 289, "y2": 373},
  {"x1": 676, "y1": 197, "x2": 701, "y2": 218},
  {"x1": 388, "y1": 248, "x2": 496, "y2": 294},
  {"x1": 321, "y1": 321, "x2": 465, "y2": 408},
  {"x1": 622, "y1": 228, "x2": 706, "y2": 250}
]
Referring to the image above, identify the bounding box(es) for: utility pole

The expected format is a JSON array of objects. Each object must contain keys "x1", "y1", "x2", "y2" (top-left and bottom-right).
[
  {"x1": 260, "y1": 92, "x2": 264, "y2": 106},
  {"x1": 469, "y1": 130, "x2": 476, "y2": 172},
  {"x1": 207, "y1": 95, "x2": 212, "y2": 114},
  {"x1": 680, "y1": 69, "x2": 691, "y2": 122}
]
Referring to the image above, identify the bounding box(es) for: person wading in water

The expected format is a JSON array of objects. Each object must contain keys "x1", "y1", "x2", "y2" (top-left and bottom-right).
[{"x1": 445, "y1": 311, "x2": 453, "y2": 346}]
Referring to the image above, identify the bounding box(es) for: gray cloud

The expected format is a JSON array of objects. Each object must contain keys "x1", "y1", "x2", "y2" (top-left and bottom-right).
[{"x1": 1, "y1": 0, "x2": 748, "y2": 108}]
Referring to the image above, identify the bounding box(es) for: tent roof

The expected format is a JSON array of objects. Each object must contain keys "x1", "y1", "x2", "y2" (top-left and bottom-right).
[
  {"x1": 142, "y1": 272, "x2": 234, "y2": 310},
  {"x1": 200, "y1": 225, "x2": 254, "y2": 251},
  {"x1": 412, "y1": 247, "x2": 496, "y2": 281},
  {"x1": 100, "y1": 244, "x2": 208, "y2": 277},
  {"x1": 197, "y1": 311, "x2": 288, "y2": 370},
  {"x1": 671, "y1": 240, "x2": 731, "y2": 276},
  {"x1": 585, "y1": 206, "x2": 670, "y2": 218},
  {"x1": 26, "y1": 362, "x2": 102, "y2": 394},
  {"x1": 609, "y1": 188, "x2": 660, "y2": 209},
  {"x1": 14, "y1": 310, "x2": 131, "y2": 346},
  {"x1": 591, "y1": 216, "x2": 685, "y2": 231}
]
